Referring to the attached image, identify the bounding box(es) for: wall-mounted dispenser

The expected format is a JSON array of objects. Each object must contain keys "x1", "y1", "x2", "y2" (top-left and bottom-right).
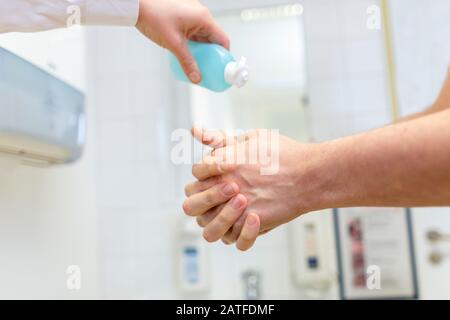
[
  {"x1": 289, "y1": 210, "x2": 335, "y2": 297},
  {"x1": 242, "y1": 270, "x2": 262, "y2": 300},
  {"x1": 176, "y1": 218, "x2": 209, "y2": 295},
  {"x1": 0, "y1": 47, "x2": 85, "y2": 166}
]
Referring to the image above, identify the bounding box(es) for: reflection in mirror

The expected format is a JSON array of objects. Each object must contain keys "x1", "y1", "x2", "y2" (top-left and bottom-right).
[{"x1": 190, "y1": 3, "x2": 310, "y2": 142}]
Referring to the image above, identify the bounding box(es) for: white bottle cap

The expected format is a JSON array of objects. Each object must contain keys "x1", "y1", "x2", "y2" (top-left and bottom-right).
[{"x1": 224, "y1": 57, "x2": 249, "y2": 88}]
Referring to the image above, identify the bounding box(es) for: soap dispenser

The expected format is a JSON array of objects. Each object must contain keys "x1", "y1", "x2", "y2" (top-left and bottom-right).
[{"x1": 170, "y1": 41, "x2": 249, "y2": 92}]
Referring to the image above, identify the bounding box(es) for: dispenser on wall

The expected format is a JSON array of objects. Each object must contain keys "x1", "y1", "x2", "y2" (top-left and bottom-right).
[
  {"x1": 176, "y1": 218, "x2": 209, "y2": 294},
  {"x1": 289, "y1": 210, "x2": 335, "y2": 297},
  {"x1": 0, "y1": 47, "x2": 85, "y2": 166}
]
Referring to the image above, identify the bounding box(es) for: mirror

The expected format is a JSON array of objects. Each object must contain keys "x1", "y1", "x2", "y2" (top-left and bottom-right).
[{"x1": 189, "y1": 2, "x2": 310, "y2": 141}]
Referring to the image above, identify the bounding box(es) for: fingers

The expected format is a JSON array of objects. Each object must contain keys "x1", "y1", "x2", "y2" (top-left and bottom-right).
[
  {"x1": 192, "y1": 156, "x2": 236, "y2": 181},
  {"x1": 183, "y1": 182, "x2": 238, "y2": 216},
  {"x1": 236, "y1": 213, "x2": 260, "y2": 251},
  {"x1": 169, "y1": 22, "x2": 229, "y2": 83},
  {"x1": 196, "y1": 204, "x2": 223, "y2": 227},
  {"x1": 189, "y1": 10, "x2": 230, "y2": 50},
  {"x1": 203, "y1": 194, "x2": 247, "y2": 243},
  {"x1": 206, "y1": 23, "x2": 230, "y2": 50},
  {"x1": 184, "y1": 176, "x2": 222, "y2": 197},
  {"x1": 168, "y1": 20, "x2": 229, "y2": 84},
  {"x1": 191, "y1": 126, "x2": 255, "y2": 150},
  {"x1": 169, "y1": 37, "x2": 201, "y2": 84},
  {"x1": 221, "y1": 213, "x2": 246, "y2": 244},
  {"x1": 191, "y1": 126, "x2": 231, "y2": 149}
]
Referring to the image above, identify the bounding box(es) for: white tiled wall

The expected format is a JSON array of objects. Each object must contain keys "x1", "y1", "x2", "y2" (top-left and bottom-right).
[
  {"x1": 89, "y1": 0, "x2": 450, "y2": 299},
  {"x1": 391, "y1": 0, "x2": 450, "y2": 116},
  {"x1": 303, "y1": 0, "x2": 390, "y2": 141},
  {"x1": 86, "y1": 26, "x2": 183, "y2": 299},
  {"x1": 390, "y1": 0, "x2": 450, "y2": 299}
]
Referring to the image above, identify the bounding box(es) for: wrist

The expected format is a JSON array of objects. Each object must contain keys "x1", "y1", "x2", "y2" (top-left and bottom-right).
[{"x1": 292, "y1": 138, "x2": 354, "y2": 214}]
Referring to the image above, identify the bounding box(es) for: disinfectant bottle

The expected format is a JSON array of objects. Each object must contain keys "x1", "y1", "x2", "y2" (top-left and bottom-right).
[{"x1": 170, "y1": 41, "x2": 249, "y2": 92}]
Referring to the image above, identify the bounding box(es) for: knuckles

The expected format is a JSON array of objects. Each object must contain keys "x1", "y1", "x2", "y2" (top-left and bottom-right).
[
  {"x1": 216, "y1": 213, "x2": 234, "y2": 226},
  {"x1": 204, "y1": 190, "x2": 215, "y2": 206}
]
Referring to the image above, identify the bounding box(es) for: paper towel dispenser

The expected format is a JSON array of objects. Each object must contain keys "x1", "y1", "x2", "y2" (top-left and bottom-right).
[{"x1": 0, "y1": 47, "x2": 85, "y2": 166}]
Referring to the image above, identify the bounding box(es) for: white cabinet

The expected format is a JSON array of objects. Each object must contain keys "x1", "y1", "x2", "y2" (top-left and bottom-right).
[{"x1": 0, "y1": 27, "x2": 86, "y2": 90}]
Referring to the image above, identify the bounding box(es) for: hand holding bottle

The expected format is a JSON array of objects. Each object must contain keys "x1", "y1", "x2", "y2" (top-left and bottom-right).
[{"x1": 136, "y1": 0, "x2": 230, "y2": 84}]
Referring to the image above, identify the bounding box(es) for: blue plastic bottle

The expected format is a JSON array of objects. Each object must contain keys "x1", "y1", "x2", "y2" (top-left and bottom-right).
[{"x1": 169, "y1": 41, "x2": 249, "y2": 92}]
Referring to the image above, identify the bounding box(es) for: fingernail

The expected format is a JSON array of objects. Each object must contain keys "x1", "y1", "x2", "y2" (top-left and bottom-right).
[
  {"x1": 246, "y1": 214, "x2": 258, "y2": 226},
  {"x1": 189, "y1": 72, "x2": 201, "y2": 83},
  {"x1": 222, "y1": 183, "x2": 236, "y2": 197},
  {"x1": 231, "y1": 195, "x2": 244, "y2": 210}
]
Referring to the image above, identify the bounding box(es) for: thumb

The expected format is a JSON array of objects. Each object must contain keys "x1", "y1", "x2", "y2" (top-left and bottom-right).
[{"x1": 171, "y1": 39, "x2": 201, "y2": 84}]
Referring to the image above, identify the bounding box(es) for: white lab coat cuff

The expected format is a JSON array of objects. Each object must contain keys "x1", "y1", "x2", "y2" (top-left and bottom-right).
[{"x1": 84, "y1": 0, "x2": 139, "y2": 26}]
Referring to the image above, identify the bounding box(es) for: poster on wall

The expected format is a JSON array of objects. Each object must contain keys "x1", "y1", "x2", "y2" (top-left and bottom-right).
[{"x1": 334, "y1": 208, "x2": 419, "y2": 299}]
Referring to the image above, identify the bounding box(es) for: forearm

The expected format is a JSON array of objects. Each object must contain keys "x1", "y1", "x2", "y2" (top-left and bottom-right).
[
  {"x1": 309, "y1": 109, "x2": 450, "y2": 211},
  {"x1": 0, "y1": 0, "x2": 138, "y2": 33}
]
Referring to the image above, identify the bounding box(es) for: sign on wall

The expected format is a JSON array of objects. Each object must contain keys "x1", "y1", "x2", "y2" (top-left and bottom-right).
[{"x1": 334, "y1": 208, "x2": 419, "y2": 299}]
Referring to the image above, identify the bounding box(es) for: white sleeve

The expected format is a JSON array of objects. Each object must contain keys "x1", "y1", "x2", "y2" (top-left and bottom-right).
[{"x1": 0, "y1": 0, "x2": 139, "y2": 33}]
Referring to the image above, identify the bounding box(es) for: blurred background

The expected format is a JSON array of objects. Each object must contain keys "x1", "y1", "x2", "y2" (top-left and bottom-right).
[{"x1": 0, "y1": 0, "x2": 450, "y2": 299}]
